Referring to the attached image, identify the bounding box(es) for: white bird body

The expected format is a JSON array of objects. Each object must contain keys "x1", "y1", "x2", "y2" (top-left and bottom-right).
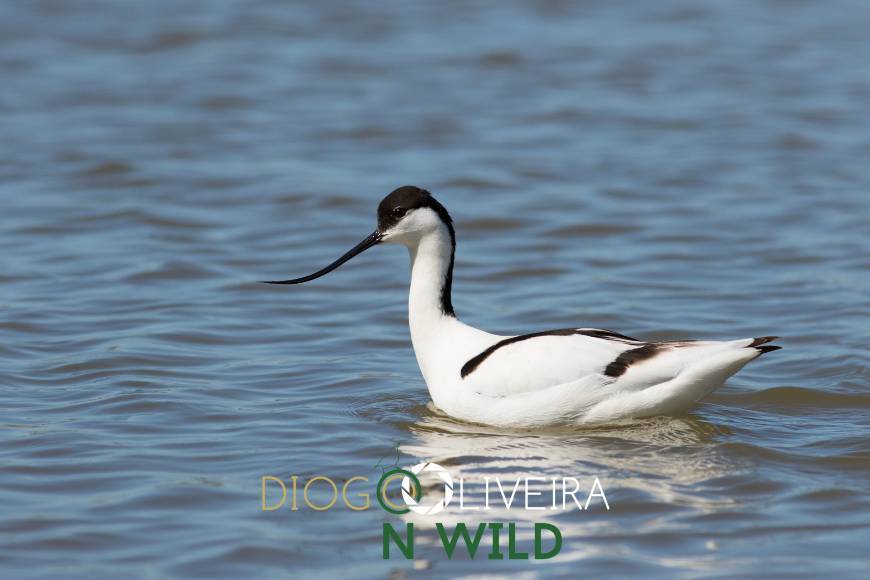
[{"x1": 268, "y1": 186, "x2": 780, "y2": 428}]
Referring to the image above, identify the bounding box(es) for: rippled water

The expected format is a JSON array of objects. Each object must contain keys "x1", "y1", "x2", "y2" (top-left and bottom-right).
[{"x1": 2, "y1": 0, "x2": 869, "y2": 578}]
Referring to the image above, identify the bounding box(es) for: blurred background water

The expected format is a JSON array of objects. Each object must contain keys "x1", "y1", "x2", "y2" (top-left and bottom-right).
[{"x1": 1, "y1": 0, "x2": 869, "y2": 578}]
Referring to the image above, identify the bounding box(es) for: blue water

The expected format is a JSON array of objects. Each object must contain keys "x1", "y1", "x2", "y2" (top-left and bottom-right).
[{"x1": 1, "y1": 1, "x2": 869, "y2": 578}]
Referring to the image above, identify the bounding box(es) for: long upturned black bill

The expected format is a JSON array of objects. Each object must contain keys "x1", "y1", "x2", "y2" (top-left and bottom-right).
[{"x1": 262, "y1": 231, "x2": 382, "y2": 285}]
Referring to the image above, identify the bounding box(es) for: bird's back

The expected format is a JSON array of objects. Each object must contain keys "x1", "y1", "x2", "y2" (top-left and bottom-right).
[{"x1": 441, "y1": 328, "x2": 780, "y2": 426}]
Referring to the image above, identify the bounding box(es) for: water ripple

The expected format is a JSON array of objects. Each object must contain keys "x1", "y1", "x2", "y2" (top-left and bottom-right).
[{"x1": 1, "y1": 0, "x2": 868, "y2": 577}]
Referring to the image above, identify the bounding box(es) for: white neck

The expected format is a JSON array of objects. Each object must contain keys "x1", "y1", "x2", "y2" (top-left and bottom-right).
[
  {"x1": 402, "y1": 223, "x2": 495, "y2": 395},
  {"x1": 406, "y1": 226, "x2": 456, "y2": 357}
]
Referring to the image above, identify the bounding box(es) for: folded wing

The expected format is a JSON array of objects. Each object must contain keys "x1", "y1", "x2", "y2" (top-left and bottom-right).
[{"x1": 461, "y1": 328, "x2": 779, "y2": 401}]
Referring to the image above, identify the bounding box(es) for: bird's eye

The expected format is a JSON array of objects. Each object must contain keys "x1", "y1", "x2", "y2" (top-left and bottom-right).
[{"x1": 392, "y1": 207, "x2": 406, "y2": 218}]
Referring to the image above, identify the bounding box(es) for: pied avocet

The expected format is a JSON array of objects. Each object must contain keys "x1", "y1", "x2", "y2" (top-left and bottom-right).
[{"x1": 266, "y1": 186, "x2": 780, "y2": 427}]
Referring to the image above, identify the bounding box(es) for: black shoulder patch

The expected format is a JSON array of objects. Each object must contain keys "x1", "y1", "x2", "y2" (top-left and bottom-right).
[{"x1": 603, "y1": 344, "x2": 660, "y2": 378}]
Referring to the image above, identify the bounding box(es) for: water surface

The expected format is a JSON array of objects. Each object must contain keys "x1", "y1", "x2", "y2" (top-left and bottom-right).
[{"x1": 1, "y1": 0, "x2": 869, "y2": 578}]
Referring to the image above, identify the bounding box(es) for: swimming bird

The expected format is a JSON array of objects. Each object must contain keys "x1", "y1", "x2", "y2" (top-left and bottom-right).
[{"x1": 265, "y1": 186, "x2": 780, "y2": 427}]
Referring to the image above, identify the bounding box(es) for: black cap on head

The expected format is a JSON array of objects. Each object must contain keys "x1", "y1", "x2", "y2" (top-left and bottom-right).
[{"x1": 377, "y1": 185, "x2": 454, "y2": 236}]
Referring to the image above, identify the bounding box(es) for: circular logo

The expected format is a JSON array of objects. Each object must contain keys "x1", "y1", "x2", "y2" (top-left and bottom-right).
[
  {"x1": 376, "y1": 468, "x2": 421, "y2": 515},
  {"x1": 401, "y1": 462, "x2": 454, "y2": 515}
]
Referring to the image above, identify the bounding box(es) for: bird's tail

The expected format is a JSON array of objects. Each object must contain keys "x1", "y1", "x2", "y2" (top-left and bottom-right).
[
  {"x1": 585, "y1": 336, "x2": 782, "y2": 422},
  {"x1": 747, "y1": 335, "x2": 782, "y2": 356}
]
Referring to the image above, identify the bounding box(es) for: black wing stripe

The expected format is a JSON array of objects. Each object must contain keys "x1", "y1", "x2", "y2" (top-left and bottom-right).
[
  {"x1": 460, "y1": 328, "x2": 641, "y2": 379},
  {"x1": 575, "y1": 328, "x2": 640, "y2": 342}
]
